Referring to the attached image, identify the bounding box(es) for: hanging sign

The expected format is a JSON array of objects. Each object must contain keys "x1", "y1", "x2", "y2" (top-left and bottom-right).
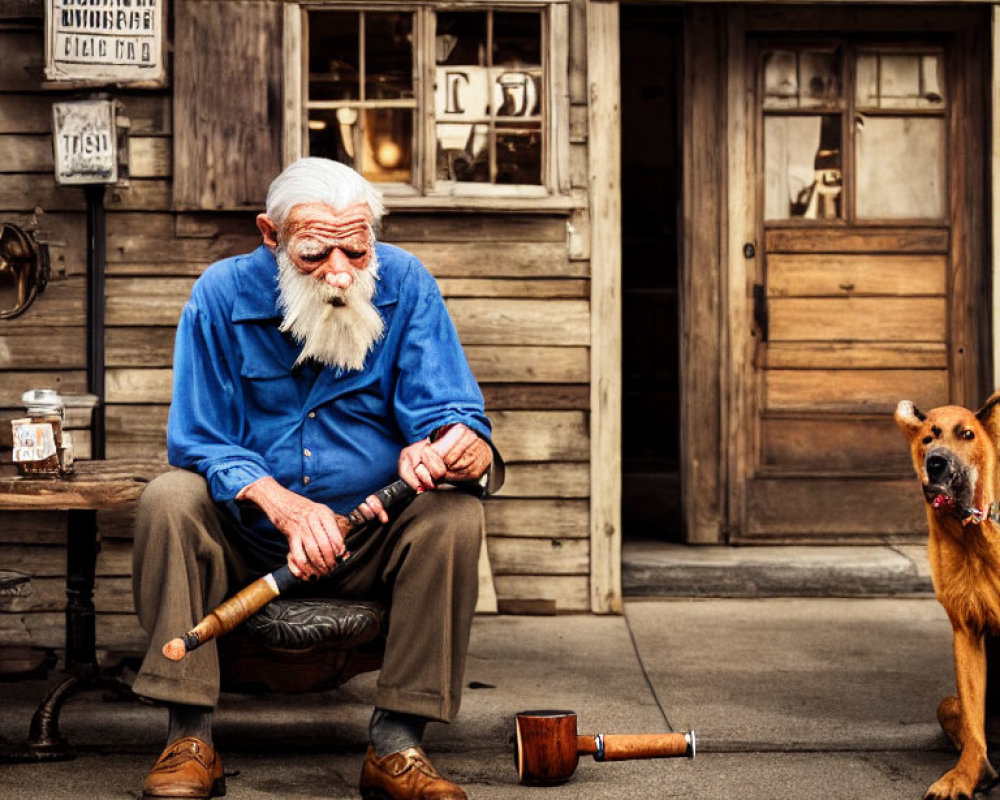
[
  {"x1": 52, "y1": 100, "x2": 120, "y2": 185},
  {"x1": 45, "y1": 0, "x2": 165, "y2": 86}
]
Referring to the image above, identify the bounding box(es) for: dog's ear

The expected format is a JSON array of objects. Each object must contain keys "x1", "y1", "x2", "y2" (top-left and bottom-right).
[
  {"x1": 894, "y1": 400, "x2": 926, "y2": 439},
  {"x1": 976, "y1": 390, "x2": 1000, "y2": 440}
]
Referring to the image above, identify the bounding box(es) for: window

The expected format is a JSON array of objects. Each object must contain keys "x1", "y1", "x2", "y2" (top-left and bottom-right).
[
  {"x1": 290, "y1": 3, "x2": 563, "y2": 199},
  {"x1": 761, "y1": 42, "x2": 948, "y2": 222}
]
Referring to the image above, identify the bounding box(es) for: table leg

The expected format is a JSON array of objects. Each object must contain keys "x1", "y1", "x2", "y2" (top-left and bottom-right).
[{"x1": 13, "y1": 510, "x2": 101, "y2": 760}]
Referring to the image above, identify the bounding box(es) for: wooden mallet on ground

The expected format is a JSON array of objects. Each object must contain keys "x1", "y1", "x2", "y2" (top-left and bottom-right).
[
  {"x1": 514, "y1": 709, "x2": 695, "y2": 785},
  {"x1": 161, "y1": 478, "x2": 416, "y2": 661}
]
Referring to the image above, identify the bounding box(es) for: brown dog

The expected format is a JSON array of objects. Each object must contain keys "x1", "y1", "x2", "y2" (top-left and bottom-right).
[{"x1": 896, "y1": 394, "x2": 1000, "y2": 799}]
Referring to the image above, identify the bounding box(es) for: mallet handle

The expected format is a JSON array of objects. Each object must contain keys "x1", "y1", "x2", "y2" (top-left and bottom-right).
[
  {"x1": 579, "y1": 732, "x2": 695, "y2": 761},
  {"x1": 166, "y1": 478, "x2": 415, "y2": 658}
]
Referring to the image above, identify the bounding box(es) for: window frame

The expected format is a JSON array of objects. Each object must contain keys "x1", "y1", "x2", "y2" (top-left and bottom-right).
[{"x1": 284, "y1": 0, "x2": 571, "y2": 208}]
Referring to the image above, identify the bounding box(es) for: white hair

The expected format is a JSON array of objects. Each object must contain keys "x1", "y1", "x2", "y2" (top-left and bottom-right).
[{"x1": 265, "y1": 157, "x2": 386, "y2": 230}]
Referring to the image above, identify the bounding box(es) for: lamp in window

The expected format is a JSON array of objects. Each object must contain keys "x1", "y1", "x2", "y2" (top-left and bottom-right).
[{"x1": 0, "y1": 223, "x2": 49, "y2": 320}]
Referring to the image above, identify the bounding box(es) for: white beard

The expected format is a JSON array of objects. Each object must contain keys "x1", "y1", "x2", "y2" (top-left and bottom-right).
[{"x1": 275, "y1": 247, "x2": 385, "y2": 371}]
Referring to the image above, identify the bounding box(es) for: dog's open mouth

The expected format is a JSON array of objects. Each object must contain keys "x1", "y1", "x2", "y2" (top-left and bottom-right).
[{"x1": 930, "y1": 493, "x2": 956, "y2": 511}]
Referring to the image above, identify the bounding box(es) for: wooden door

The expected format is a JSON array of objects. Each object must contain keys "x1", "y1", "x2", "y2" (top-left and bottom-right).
[{"x1": 738, "y1": 19, "x2": 988, "y2": 542}]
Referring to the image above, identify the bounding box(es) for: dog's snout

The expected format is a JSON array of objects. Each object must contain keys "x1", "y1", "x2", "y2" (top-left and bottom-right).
[{"x1": 926, "y1": 453, "x2": 951, "y2": 485}]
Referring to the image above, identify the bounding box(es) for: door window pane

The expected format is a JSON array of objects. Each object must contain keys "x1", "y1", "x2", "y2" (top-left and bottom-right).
[
  {"x1": 855, "y1": 115, "x2": 945, "y2": 219},
  {"x1": 763, "y1": 47, "x2": 841, "y2": 110},
  {"x1": 856, "y1": 52, "x2": 945, "y2": 110},
  {"x1": 764, "y1": 115, "x2": 842, "y2": 220}
]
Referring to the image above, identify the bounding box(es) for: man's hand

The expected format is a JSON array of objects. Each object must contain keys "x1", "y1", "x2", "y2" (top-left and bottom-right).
[
  {"x1": 237, "y1": 476, "x2": 347, "y2": 579},
  {"x1": 397, "y1": 423, "x2": 492, "y2": 492}
]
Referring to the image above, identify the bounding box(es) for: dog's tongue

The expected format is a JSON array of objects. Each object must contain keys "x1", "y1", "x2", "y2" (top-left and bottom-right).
[{"x1": 931, "y1": 494, "x2": 956, "y2": 511}]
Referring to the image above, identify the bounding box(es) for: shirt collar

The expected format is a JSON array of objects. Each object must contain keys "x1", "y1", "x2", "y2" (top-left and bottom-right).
[{"x1": 231, "y1": 244, "x2": 397, "y2": 324}]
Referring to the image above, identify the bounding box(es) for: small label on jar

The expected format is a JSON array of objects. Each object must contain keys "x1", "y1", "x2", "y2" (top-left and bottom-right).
[{"x1": 11, "y1": 418, "x2": 58, "y2": 463}]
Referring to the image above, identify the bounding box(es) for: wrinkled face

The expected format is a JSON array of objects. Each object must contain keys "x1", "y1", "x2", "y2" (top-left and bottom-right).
[
  {"x1": 257, "y1": 201, "x2": 375, "y2": 294},
  {"x1": 895, "y1": 401, "x2": 994, "y2": 514}
]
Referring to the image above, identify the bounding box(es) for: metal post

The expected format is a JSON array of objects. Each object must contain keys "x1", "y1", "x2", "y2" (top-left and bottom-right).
[{"x1": 85, "y1": 184, "x2": 106, "y2": 460}]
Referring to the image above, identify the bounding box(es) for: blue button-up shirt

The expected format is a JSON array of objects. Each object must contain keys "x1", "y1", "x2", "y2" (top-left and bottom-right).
[{"x1": 167, "y1": 243, "x2": 494, "y2": 567}]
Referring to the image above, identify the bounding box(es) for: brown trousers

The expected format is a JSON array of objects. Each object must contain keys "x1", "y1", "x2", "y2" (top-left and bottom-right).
[{"x1": 131, "y1": 469, "x2": 482, "y2": 722}]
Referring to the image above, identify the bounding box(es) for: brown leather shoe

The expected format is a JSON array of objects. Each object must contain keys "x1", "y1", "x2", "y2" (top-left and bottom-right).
[
  {"x1": 359, "y1": 745, "x2": 467, "y2": 800},
  {"x1": 141, "y1": 737, "x2": 225, "y2": 798}
]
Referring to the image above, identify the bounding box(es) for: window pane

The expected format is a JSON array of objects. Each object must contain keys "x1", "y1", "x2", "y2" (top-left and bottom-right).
[
  {"x1": 493, "y1": 68, "x2": 541, "y2": 118},
  {"x1": 365, "y1": 13, "x2": 413, "y2": 101},
  {"x1": 764, "y1": 115, "x2": 842, "y2": 220},
  {"x1": 763, "y1": 48, "x2": 841, "y2": 110},
  {"x1": 856, "y1": 115, "x2": 945, "y2": 219},
  {"x1": 763, "y1": 50, "x2": 799, "y2": 108},
  {"x1": 856, "y1": 52, "x2": 945, "y2": 110},
  {"x1": 309, "y1": 12, "x2": 360, "y2": 102},
  {"x1": 436, "y1": 12, "x2": 487, "y2": 67},
  {"x1": 437, "y1": 123, "x2": 489, "y2": 182},
  {"x1": 308, "y1": 108, "x2": 360, "y2": 168},
  {"x1": 362, "y1": 108, "x2": 413, "y2": 183},
  {"x1": 496, "y1": 123, "x2": 541, "y2": 184},
  {"x1": 493, "y1": 11, "x2": 541, "y2": 67}
]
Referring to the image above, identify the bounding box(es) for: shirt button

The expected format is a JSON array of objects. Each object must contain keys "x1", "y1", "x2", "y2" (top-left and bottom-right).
[
  {"x1": 303, "y1": 476, "x2": 311, "y2": 485},
  {"x1": 304, "y1": 448, "x2": 312, "y2": 457},
  {"x1": 308, "y1": 411, "x2": 317, "y2": 419}
]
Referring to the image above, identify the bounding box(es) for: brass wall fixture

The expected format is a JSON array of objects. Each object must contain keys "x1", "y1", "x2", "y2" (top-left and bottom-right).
[{"x1": 0, "y1": 223, "x2": 49, "y2": 320}]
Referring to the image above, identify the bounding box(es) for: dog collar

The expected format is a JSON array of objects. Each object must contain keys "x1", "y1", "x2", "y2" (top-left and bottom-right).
[{"x1": 957, "y1": 502, "x2": 1000, "y2": 526}]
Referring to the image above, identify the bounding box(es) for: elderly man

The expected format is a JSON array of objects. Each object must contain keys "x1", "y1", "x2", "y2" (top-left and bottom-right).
[{"x1": 131, "y1": 158, "x2": 501, "y2": 800}]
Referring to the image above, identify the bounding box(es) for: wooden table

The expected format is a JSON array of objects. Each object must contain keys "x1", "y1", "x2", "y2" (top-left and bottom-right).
[{"x1": 0, "y1": 461, "x2": 156, "y2": 761}]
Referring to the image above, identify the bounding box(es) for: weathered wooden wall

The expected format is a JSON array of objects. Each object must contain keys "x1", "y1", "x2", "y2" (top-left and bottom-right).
[{"x1": 0, "y1": 1, "x2": 595, "y2": 660}]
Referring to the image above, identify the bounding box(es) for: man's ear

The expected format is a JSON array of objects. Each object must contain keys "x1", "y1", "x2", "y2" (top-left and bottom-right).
[
  {"x1": 976, "y1": 390, "x2": 1000, "y2": 441},
  {"x1": 256, "y1": 214, "x2": 279, "y2": 249},
  {"x1": 894, "y1": 400, "x2": 926, "y2": 439}
]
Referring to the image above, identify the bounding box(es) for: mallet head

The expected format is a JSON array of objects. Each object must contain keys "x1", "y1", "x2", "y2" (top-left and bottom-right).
[{"x1": 514, "y1": 709, "x2": 580, "y2": 785}]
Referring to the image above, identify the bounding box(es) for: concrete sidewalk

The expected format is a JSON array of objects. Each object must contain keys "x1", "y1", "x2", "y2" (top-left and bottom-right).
[{"x1": 0, "y1": 593, "x2": 965, "y2": 798}]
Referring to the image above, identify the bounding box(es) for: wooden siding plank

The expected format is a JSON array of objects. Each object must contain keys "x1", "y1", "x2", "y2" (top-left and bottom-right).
[
  {"x1": 768, "y1": 254, "x2": 947, "y2": 297},
  {"x1": 465, "y1": 345, "x2": 588, "y2": 383},
  {"x1": 0, "y1": 612, "x2": 146, "y2": 652},
  {"x1": 173, "y1": 0, "x2": 283, "y2": 209},
  {"x1": 485, "y1": 498, "x2": 589, "y2": 538},
  {"x1": 0, "y1": 31, "x2": 43, "y2": 92},
  {"x1": 0, "y1": 326, "x2": 86, "y2": 368},
  {"x1": 764, "y1": 342, "x2": 948, "y2": 370},
  {"x1": 744, "y1": 476, "x2": 926, "y2": 539},
  {"x1": 765, "y1": 227, "x2": 949, "y2": 254},
  {"x1": 105, "y1": 326, "x2": 175, "y2": 367},
  {"x1": 396, "y1": 242, "x2": 585, "y2": 278},
  {"x1": 436, "y1": 278, "x2": 588, "y2": 298},
  {"x1": 488, "y1": 536, "x2": 589, "y2": 575},
  {"x1": 491, "y1": 574, "x2": 589, "y2": 612},
  {"x1": 489, "y1": 410, "x2": 589, "y2": 462},
  {"x1": 105, "y1": 278, "x2": 194, "y2": 326},
  {"x1": 384, "y1": 214, "x2": 566, "y2": 243},
  {"x1": 494, "y1": 462, "x2": 589, "y2": 498},
  {"x1": 482, "y1": 384, "x2": 588, "y2": 410},
  {"x1": 769, "y1": 297, "x2": 946, "y2": 342},
  {"x1": 0, "y1": 371, "x2": 87, "y2": 406},
  {"x1": 447, "y1": 299, "x2": 590, "y2": 346},
  {"x1": 760, "y1": 415, "x2": 912, "y2": 473},
  {"x1": 765, "y1": 369, "x2": 949, "y2": 413}
]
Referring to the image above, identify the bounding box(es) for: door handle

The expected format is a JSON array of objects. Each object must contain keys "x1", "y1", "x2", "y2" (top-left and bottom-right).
[{"x1": 752, "y1": 283, "x2": 768, "y2": 342}]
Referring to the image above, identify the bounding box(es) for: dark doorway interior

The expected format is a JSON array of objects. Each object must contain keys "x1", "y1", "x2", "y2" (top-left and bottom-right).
[{"x1": 620, "y1": 6, "x2": 682, "y2": 541}]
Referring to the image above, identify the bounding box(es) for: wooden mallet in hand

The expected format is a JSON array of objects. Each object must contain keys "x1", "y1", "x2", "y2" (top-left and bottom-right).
[{"x1": 161, "y1": 478, "x2": 416, "y2": 662}]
